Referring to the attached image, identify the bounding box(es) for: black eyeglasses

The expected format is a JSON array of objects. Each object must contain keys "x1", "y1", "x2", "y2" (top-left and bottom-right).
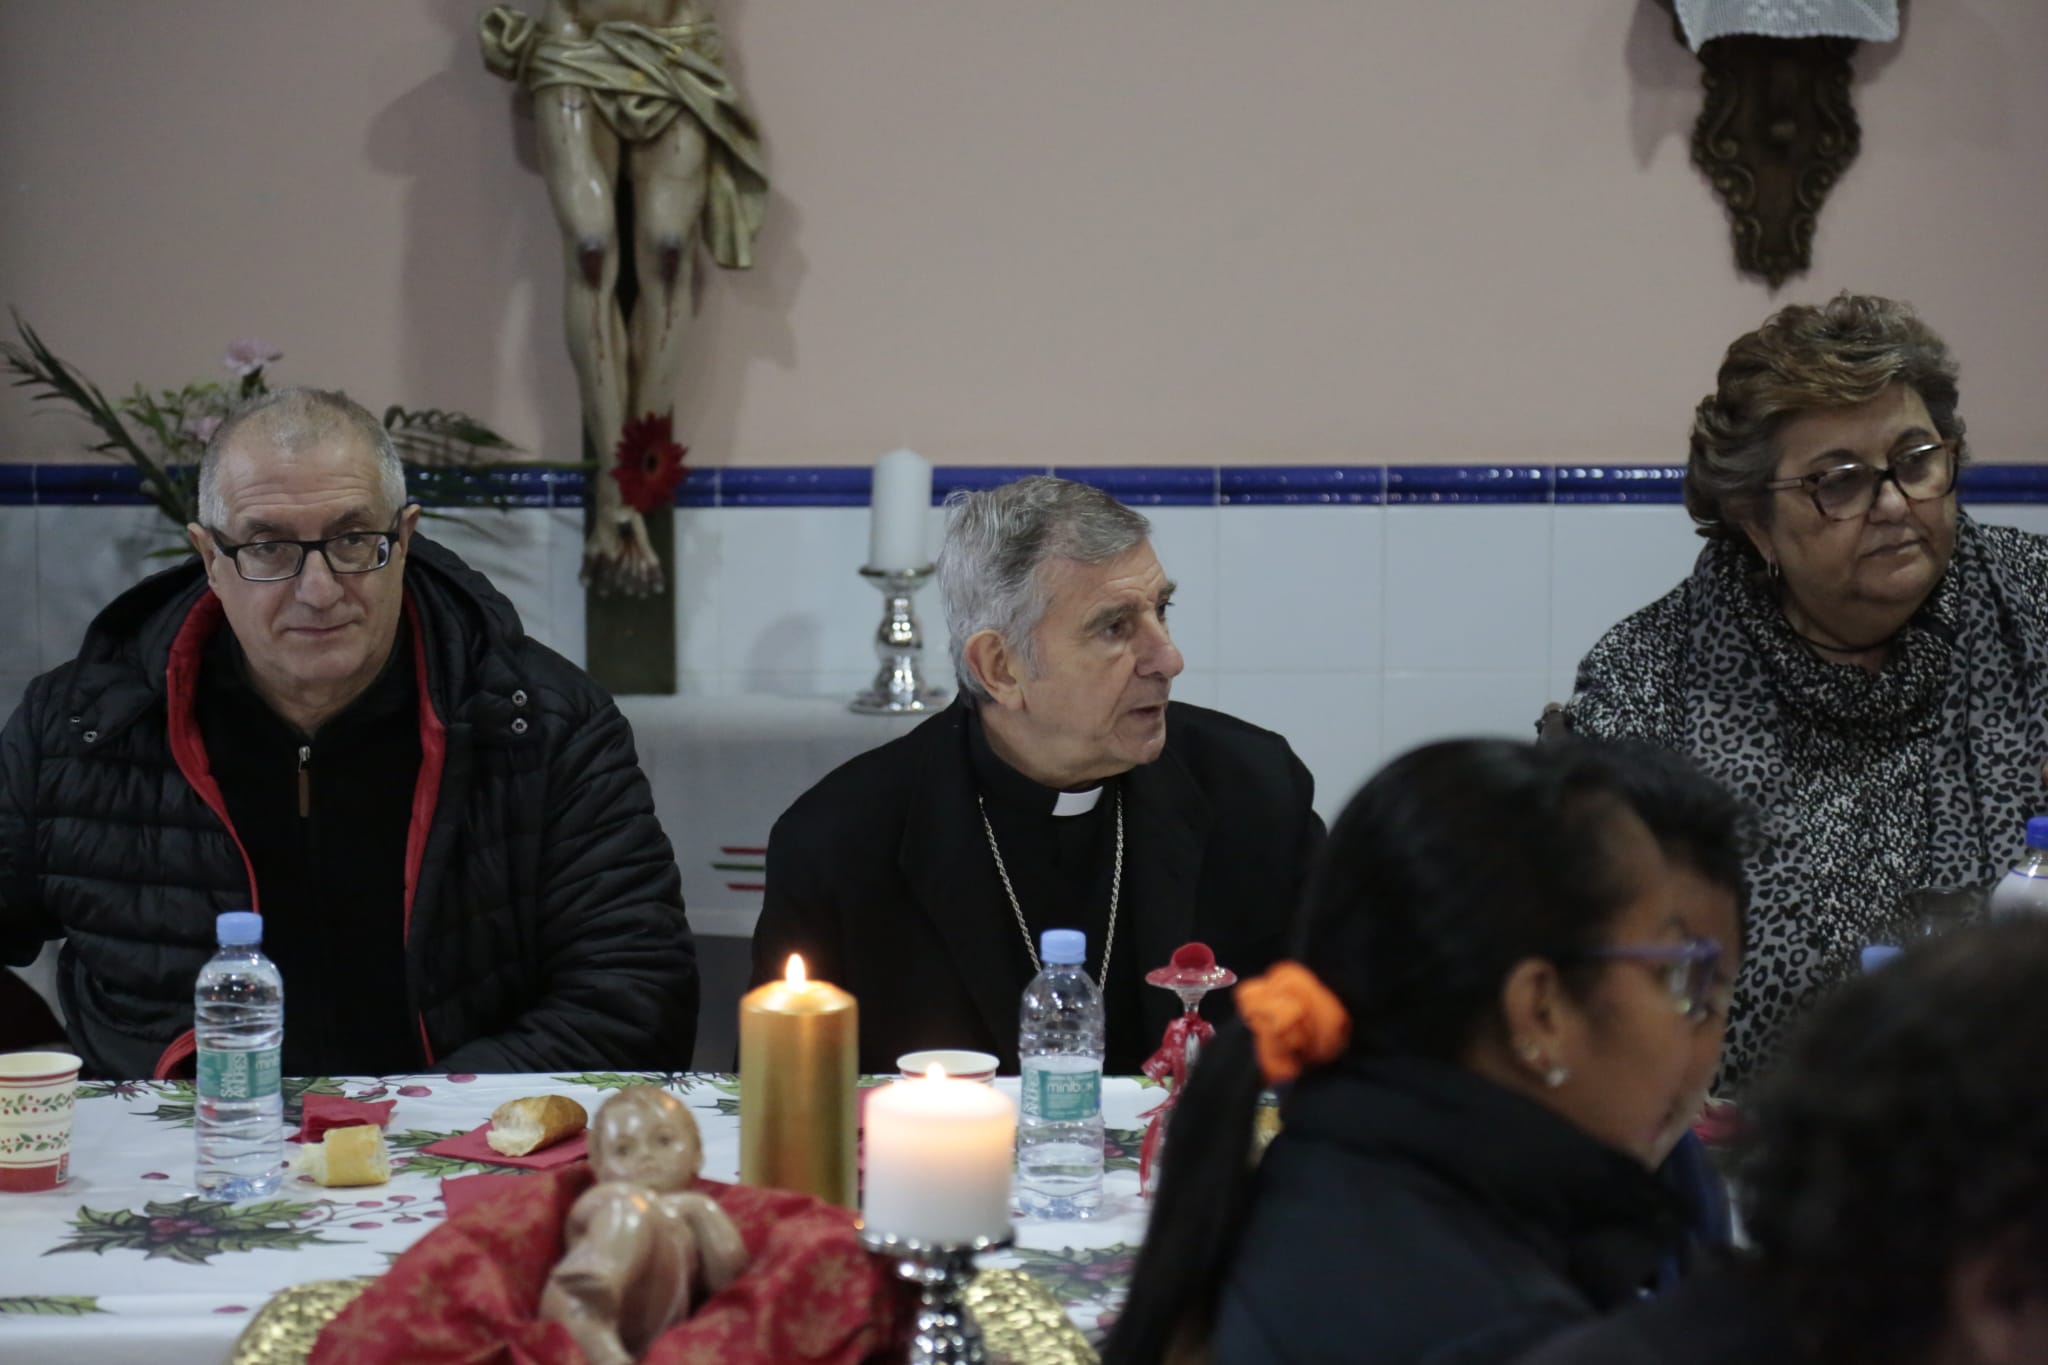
[
  {"x1": 1573, "y1": 937, "x2": 1731, "y2": 1025},
  {"x1": 208, "y1": 524, "x2": 401, "y2": 583},
  {"x1": 1763, "y1": 439, "x2": 1957, "y2": 521}
]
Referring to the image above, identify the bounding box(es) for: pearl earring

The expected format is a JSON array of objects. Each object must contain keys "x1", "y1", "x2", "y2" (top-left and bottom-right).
[{"x1": 1543, "y1": 1065, "x2": 1569, "y2": 1089}]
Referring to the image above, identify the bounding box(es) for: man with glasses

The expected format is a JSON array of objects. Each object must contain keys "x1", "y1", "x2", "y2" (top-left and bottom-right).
[
  {"x1": 0, "y1": 387, "x2": 697, "y2": 1079},
  {"x1": 1560, "y1": 293, "x2": 2048, "y2": 1094}
]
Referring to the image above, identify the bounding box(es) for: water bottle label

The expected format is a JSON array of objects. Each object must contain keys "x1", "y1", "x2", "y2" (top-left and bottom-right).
[
  {"x1": 197, "y1": 1046, "x2": 281, "y2": 1102},
  {"x1": 1023, "y1": 1065, "x2": 1101, "y2": 1123}
]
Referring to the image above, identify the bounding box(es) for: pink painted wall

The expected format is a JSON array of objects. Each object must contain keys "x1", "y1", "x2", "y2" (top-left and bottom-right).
[{"x1": 2, "y1": 1, "x2": 2045, "y2": 468}]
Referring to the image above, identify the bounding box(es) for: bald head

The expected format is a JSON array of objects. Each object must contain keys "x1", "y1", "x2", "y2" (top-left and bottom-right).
[{"x1": 198, "y1": 387, "x2": 405, "y2": 531}]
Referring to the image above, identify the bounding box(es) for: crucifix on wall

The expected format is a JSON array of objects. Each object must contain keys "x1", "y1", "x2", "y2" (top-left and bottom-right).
[{"x1": 482, "y1": 0, "x2": 768, "y2": 693}]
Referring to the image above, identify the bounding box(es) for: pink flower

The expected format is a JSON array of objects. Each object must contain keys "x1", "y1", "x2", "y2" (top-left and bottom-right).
[
  {"x1": 182, "y1": 414, "x2": 223, "y2": 443},
  {"x1": 222, "y1": 339, "x2": 283, "y2": 377}
]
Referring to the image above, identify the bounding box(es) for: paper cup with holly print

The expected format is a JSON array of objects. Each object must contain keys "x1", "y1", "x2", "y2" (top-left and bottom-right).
[{"x1": 0, "y1": 1051, "x2": 81, "y2": 1191}]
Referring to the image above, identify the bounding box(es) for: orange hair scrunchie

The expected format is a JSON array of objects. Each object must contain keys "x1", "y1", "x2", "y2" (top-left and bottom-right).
[{"x1": 1235, "y1": 961, "x2": 1351, "y2": 1085}]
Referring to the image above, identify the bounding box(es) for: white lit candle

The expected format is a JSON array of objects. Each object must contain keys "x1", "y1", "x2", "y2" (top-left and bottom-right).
[
  {"x1": 867, "y1": 447, "x2": 932, "y2": 572},
  {"x1": 862, "y1": 1064, "x2": 1016, "y2": 1244}
]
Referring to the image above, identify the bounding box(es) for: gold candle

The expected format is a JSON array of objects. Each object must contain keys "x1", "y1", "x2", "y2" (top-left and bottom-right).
[{"x1": 739, "y1": 954, "x2": 858, "y2": 1207}]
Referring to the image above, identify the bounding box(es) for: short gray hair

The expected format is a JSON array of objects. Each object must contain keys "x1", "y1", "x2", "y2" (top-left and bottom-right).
[
  {"x1": 1685, "y1": 293, "x2": 1966, "y2": 545},
  {"x1": 937, "y1": 476, "x2": 1152, "y2": 702},
  {"x1": 197, "y1": 386, "x2": 407, "y2": 530}
]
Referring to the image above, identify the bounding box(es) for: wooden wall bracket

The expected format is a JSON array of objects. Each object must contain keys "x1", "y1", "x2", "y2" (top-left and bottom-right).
[{"x1": 1689, "y1": 33, "x2": 1862, "y2": 288}]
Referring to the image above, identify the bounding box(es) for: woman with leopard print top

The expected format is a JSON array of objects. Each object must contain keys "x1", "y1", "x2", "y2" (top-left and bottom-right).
[{"x1": 1565, "y1": 293, "x2": 2048, "y2": 1092}]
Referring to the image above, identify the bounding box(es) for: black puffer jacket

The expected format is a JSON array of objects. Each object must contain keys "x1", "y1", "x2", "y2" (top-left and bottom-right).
[{"x1": 0, "y1": 537, "x2": 697, "y2": 1079}]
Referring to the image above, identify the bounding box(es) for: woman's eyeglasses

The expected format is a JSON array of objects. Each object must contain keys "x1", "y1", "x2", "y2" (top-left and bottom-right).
[
  {"x1": 1763, "y1": 439, "x2": 1957, "y2": 522},
  {"x1": 1575, "y1": 938, "x2": 1731, "y2": 1024}
]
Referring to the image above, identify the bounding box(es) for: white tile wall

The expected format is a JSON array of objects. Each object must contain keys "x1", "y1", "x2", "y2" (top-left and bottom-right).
[
  {"x1": 35, "y1": 504, "x2": 175, "y2": 669},
  {"x1": 715, "y1": 507, "x2": 905, "y2": 692},
  {"x1": 0, "y1": 508, "x2": 41, "y2": 700},
  {"x1": 1549, "y1": 503, "x2": 1704, "y2": 700},
  {"x1": 1383, "y1": 505, "x2": 1551, "y2": 673},
  {"x1": 420, "y1": 509, "x2": 563, "y2": 658},
  {"x1": 1381, "y1": 671, "x2": 1556, "y2": 759},
  {"x1": 1142, "y1": 507, "x2": 1220, "y2": 676},
  {"x1": 1217, "y1": 671, "x2": 1382, "y2": 821},
  {"x1": 1218, "y1": 506, "x2": 1384, "y2": 673}
]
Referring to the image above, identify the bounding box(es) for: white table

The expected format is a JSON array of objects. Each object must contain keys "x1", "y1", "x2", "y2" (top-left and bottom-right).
[{"x1": 0, "y1": 1071, "x2": 1154, "y2": 1364}]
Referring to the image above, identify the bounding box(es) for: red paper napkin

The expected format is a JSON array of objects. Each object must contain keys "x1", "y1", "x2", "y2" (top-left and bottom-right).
[
  {"x1": 440, "y1": 1171, "x2": 534, "y2": 1218},
  {"x1": 421, "y1": 1121, "x2": 589, "y2": 1170},
  {"x1": 290, "y1": 1094, "x2": 398, "y2": 1143}
]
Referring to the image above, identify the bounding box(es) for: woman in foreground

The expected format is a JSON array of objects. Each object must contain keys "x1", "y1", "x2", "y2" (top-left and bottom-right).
[
  {"x1": 1106, "y1": 738, "x2": 1748, "y2": 1365},
  {"x1": 1521, "y1": 916, "x2": 2048, "y2": 1365}
]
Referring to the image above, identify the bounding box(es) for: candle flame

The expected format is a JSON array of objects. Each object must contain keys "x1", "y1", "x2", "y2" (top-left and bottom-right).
[
  {"x1": 925, "y1": 1063, "x2": 947, "y2": 1082},
  {"x1": 785, "y1": 954, "x2": 808, "y2": 986}
]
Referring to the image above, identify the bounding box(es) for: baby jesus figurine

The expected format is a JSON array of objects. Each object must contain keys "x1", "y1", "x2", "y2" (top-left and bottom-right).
[{"x1": 542, "y1": 1087, "x2": 750, "y2": 1364}]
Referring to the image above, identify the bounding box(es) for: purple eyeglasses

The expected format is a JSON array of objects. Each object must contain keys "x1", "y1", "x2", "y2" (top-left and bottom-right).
[{"x1": 1578, "y1": 938, "x2": 1731, "y2": 1024}]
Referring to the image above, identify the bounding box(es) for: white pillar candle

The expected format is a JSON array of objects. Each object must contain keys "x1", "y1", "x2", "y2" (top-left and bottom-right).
[
  {"x1": 862, "y1": 1065, "x2": 1016, "y2": 1244},
  {"x1": 867, "y1": 447, "x2": 932, "y2": 572}
]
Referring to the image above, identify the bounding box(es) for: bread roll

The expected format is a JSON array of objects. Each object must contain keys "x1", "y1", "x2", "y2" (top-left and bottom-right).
[
  {"x1": 487, "y1": 1094, "x2": 588, "y2": 1156},
  {"x1": 290, "y1": 1123, "x2": 391, "y2": 1187}
]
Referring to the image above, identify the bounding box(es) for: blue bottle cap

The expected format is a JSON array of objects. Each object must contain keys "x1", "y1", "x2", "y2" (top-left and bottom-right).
[
  {"x1": 1041, "y1": 929, "x2": 1087, "y2": 965},
  {"x1": 1860, "y1": 944, "x2": 1903, "y2": 973},
  {"x1": 2027, "y1": 815, "x2": 2048, "y2": 849},
  {"x1": 216, "y1": 911, "x2": 263, "y2": 946}
]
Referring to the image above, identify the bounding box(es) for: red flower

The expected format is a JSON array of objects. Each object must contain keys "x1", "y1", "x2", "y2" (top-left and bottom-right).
[{"x1": 610, "y1": 412, "x2": 689, "y2": 513}]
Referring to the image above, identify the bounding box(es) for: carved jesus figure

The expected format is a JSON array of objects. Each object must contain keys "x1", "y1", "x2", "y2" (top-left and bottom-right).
[
  {"x1": 541, "y1": 1087, "x2": 750, "y2": 1364},
  {"x1": 482, "y1": 0, "x2": 766, "y2": 595}
]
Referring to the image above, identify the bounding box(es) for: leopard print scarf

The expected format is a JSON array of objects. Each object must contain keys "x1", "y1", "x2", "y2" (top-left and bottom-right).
[{"x1": 1569, "y1": 515, "x2": 2048, "y2": 1091}]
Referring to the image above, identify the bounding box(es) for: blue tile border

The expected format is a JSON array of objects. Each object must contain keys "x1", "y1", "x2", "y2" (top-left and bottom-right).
[
  {"x1": 1051, "y1": 466, "x2": 1218, "y2": 506},
  {"x1": 30, "y1": 463, "x2": 161, "y2": 506},
  {"x1": 1960, "y1": 465, "x2": 2048, "y2": 504},
  {"x1": 8, "y1": 461, "x2": 2048, "y2": 509},
  {"x1": 717, "y1": 466, "x2": 869, "y2": 507},
  {"x1": 1220, "y1": 466, "x2": 1385, "y2": 504},
  {"x1": 1387, "y1": 465, "x2": 1551, "y2": 504},
  {"x1": 1554, "y1": 465, "x2": 1688, "y2": 504},
  {"x1": 0, "y1": 464, "x2": 38, "y2": 503},
  {"x1": 933, "y1": 466, "x2": 1052, "y2": 499}
]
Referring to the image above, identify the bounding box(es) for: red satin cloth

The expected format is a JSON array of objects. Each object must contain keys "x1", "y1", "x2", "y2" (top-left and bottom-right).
[{"x1": 312, "y1": 1167, "x2": 907, "y2": 1365}]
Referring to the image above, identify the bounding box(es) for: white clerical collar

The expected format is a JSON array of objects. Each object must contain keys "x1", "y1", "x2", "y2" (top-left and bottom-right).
[{"x1": 1053, "y1": 787, "x2": 1104, "y2": 817}]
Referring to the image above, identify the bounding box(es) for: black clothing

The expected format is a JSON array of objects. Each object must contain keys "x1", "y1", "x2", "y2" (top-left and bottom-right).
[
  {"x1": 964, "y1": 709, "x2": 1143, "y2": 1065},
  {"x1": 0, "y1": 536, "x2": 697, "y2": 1079},
  {"x1": 1515, "y1": 1263, "x2": 1809, "y2": 1365},
  {"x1": 1208, "y1": 1057, "x2": 1686, "y2": 1365},
  {"x1": 752, "y1": 700, "x2": 1323, "y2": 1074},
  {"x1": 195, "y1": 628, "x2": 418, "y2": 1076}
]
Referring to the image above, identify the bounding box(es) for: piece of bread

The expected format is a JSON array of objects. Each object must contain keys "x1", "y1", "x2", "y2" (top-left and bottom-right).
[
  {"x1": 289, "y1": 1123, "x2": 391, "y2": 1187},
  {"x1": 487, "y1": 1094, "x2": 588, "y2": 1156}
]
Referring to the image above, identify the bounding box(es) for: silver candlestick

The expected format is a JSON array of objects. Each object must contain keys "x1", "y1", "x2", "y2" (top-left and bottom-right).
[
  {"x1": 850, "y1": 564, "x2": 948, "y2": 714},
  {"x1": 860, "y1": 1229, "x2": 1014, "y2": 1364}
]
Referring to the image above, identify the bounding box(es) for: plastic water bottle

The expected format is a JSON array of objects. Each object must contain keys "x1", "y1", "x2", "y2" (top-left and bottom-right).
[
  {"x1": 1016, "y1": 928, "x2": 1105, "y2": 1219},
  {"x1": 1988, "y1": 816, "x2": 2048, "y2": 918},
  {"x1": 194, "y1": 911, "x2": 285, "y2": 1199}
]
